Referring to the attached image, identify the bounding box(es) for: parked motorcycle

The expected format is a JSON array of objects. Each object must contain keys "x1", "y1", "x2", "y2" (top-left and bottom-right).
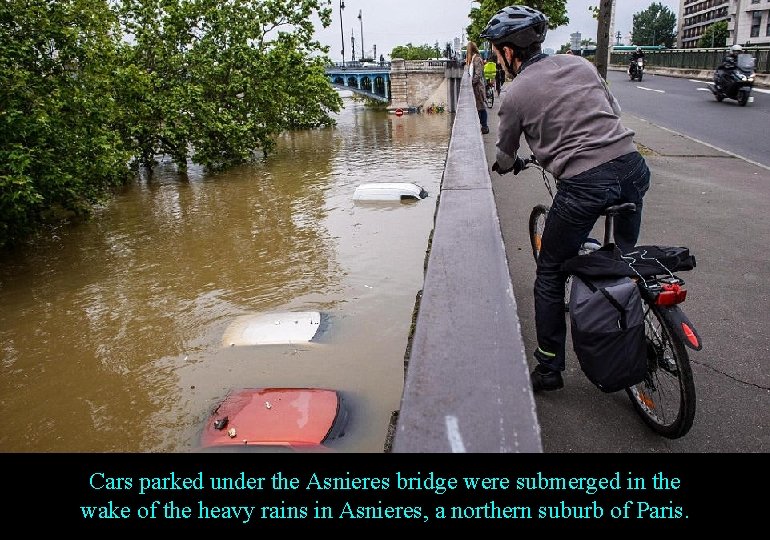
[
  {"x1": 628, "y1": 58, "x2": 644, "y2": 81},
  {"x1": 710, "y1": 54, "x2": 755, "y2": 106}
]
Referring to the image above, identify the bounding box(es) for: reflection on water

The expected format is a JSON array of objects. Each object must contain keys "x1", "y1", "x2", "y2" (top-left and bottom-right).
[{"x1": 0, "y1": 98, "x2": 453, "y2": 452}]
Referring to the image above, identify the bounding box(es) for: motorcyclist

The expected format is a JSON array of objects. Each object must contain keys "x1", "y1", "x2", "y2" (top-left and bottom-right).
[
  {"x1": 720, "y1": 44, "x2": 743, "y2": 69},
  {"x1": 715, "y1": 44, "x2": 743, "y2": 90},
  {"x1": 629, "y1": 46, "x2": 644, "y2": 76}
]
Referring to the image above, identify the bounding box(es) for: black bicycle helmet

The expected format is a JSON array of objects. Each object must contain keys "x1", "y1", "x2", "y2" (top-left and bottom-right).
[{"x1": 480, "y1": 5, "x2": 548, "y2": 48}]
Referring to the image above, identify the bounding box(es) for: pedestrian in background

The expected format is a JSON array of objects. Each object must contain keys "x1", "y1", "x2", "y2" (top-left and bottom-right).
[
  {"x1": 466, "y1": 41, "x2": 489, "y2": 134},
  {"x1": 495, "y1": 56, "x2": 505, "y2": 95}
]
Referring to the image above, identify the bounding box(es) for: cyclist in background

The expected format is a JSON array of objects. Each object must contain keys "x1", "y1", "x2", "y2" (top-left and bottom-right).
[
  {"x1": 484, "y1": 53, "x2": 498, "y2": 92},
  {"x1": 483, "y1": 5, "x2": 651, "y2": 392}
]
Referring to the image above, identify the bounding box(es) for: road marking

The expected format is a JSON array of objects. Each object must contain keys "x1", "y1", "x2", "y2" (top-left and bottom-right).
[
  {"x1": 445, "y1": 415, "x2": 466, "y2": 453},
  {"x1": 638, "y1": 86, "x2": 665, "y2": 93},
  {"x1": 629, "y1": 114, "x2": 770, "y2": 172},
  {"x1": 690, "y1": 78, "x2": 769, "y2": 94}
]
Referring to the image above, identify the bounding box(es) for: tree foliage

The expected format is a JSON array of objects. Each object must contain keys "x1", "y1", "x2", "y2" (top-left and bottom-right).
[
  {"x1": 0, "y1": 0, "x2": 341, "y2": 248},
  {"x1": 391, "y1": 43, "x2": 441, "y2": 60},
  {"x1": 1, "y1": 0, "x2": 132, "y2": 247},
  {"x1": 631, "y1": 2, "x2": 677, "y2": 48},
  {"x1": 698, "y1": 21, "x2": 729, "y2": 49},
  {"x1": 467, "y1": 0, "x2": 568, "y2": 47},
  {"x1": 118, "y1": 0, "x2": 342, "y2": 171}
]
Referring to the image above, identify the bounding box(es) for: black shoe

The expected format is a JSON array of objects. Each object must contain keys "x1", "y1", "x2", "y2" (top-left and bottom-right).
[
  {"x1": 481, "y1": 126, "x2": 490, "y2": 134},
  {"x1": 530, "y1": 364, "x2": 564, "y2": 392}
]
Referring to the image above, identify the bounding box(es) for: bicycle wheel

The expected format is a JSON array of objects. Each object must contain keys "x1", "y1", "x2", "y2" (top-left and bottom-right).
[
  {"x1": 528, "y1": 204, "x2": 571, "y2": 312},
  {"x1": 485, "y1": 86, "x2": 494, "y2": 108},
  {"x1": 528, "y1": 204, "x2": 549, "y2": 262},
  {"x1": 626, "y1": 302, "x2": 696, "y2": 439}
]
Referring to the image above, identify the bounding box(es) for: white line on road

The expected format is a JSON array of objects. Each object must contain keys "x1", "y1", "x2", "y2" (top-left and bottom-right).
[
  {"x1": 445, "y1": 416, "x2": 466, "y2": 453},
  {"x1": 690, "y1": 78, "x2": 770, "y2": 94},
  {"x1": 638, "y1": 86, "x2": 665, "y2": 93}
]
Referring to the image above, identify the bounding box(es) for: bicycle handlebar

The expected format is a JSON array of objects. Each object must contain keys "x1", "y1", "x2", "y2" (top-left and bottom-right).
[{"x1": 522, "y1": 154, "x2": 539, "y2": 169}]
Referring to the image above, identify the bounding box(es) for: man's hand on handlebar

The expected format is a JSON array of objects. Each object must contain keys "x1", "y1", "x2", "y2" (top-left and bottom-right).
[{"x1": 492, "y1": 156, "x2": 527, "y2": 176}]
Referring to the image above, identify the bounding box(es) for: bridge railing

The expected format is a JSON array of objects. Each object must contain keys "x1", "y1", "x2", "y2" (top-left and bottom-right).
[
  {"x1": 391, "y1": 68, "x2": 541, "y2": 453},
  {"x1": 330, "y1": 61, "x2": 391, "y2": 69}
]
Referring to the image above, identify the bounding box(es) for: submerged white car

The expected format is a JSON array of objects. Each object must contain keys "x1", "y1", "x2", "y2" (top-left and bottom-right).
[{"x1": 353, "y1": 182, "x2": 428, "y2": 201}]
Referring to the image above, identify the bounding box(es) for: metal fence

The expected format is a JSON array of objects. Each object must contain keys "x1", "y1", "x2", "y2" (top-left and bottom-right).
[{"x1": 611, "y1": 48, "x2": 770, "y2": 73}]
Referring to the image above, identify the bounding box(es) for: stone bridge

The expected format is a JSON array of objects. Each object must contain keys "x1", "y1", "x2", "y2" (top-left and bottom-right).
[{"x1": 325, "y1": 60, "x2": 463, "y2": 112}]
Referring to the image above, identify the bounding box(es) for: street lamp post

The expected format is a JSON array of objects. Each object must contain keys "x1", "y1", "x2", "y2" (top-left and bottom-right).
[
  {"x1": 358, "y1": 10, "x2": 364, "y2": 61},
  {"x1": 339, "y1": 1, "x2": 345, "y2": 66}
]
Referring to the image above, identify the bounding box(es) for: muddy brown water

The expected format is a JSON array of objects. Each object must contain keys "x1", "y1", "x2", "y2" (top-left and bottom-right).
[{"x1": 0, "y1": 97, "x2": 453, "y2": 452}]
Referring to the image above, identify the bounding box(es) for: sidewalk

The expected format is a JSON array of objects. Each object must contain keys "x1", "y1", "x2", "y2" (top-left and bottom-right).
[{"x1": 483, "y1": 88, "x2": 770, "y2": 452}]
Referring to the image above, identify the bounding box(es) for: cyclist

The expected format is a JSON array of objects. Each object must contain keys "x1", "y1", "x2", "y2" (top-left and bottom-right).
[
  {"x1": 484, "y1": 54, "x2": 498, "y2": 97},
  {"x1": 483, "y1": 5, "x2": 651, "y2": 392}
]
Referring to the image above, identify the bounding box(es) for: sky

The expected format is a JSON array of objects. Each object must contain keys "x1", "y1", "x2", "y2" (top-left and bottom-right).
[{"x1": 312, "y1": 1, "x2": 681, "y2": 61}]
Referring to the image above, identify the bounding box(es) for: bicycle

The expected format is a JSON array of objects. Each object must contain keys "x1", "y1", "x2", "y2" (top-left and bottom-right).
[
  {"x1": 523, "y1": 155, "x2": 700, "y2": 439},
  {"x1": 484, "y1": 79, "x2": 495, "y2": 109}
]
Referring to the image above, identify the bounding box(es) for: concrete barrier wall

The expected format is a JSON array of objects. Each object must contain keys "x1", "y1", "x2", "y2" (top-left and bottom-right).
[{"x1": 392, "y1": 69, "x2": 542, "y2": 453}]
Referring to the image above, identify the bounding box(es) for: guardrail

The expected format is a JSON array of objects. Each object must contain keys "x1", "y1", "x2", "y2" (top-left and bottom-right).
[
  {"x1": 611, "y1": 47, "x2": 770, "y2": 73},
  {"x1": 392, "y1": 69, "x2": 541, "y2": 453}
]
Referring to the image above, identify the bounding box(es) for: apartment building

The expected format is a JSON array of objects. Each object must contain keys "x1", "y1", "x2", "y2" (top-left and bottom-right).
[{"x1": 677, "y1": 0, "x2": 770, "y2": 48}]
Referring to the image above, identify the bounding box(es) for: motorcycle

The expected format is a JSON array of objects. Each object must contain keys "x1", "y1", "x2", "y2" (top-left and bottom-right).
[
  {"x1": 710, "y1": 53, "x2": 755, "y2": 106},
  {"x1": 628, "y1": 58, "x2": 644, "y2": 81}
]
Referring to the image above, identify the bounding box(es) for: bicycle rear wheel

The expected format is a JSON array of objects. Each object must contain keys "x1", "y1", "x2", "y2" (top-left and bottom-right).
[
  {"x1": 528, "y1": 204, "x2": 571, "y2": 311},
  {"x1": 528, "y1": 204, "x2": 549, "y2": 262},
  {"x1": 626, "y1": 302, "x2": 696, "y2": 439}
]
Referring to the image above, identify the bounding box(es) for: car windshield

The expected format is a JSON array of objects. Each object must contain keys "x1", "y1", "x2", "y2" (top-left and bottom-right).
[{"x1": 737, "y1": 54, "x2": 755, "y2": 70}]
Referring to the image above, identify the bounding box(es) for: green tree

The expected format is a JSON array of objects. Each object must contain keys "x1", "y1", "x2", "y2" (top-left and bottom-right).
[
  {"x1": 631, "y1": 2, "x2": 677, "y2": 48},
  {"x1": 698, "y1": 21, "x2": 729, "y2": 49},
  {"x1": 0, "y1": 0, "x2": 132, "y2": 248},
  {"x1": 118, "y1": 0, "x2": 342, "y2": 172},
  {"x1": 467, "y1": 0, "x2": 568, "y2": 47},
  {"x1": 390, "y1": 43, "x2": 438, "y2": 60},
  {"x1": 1, "y1": 0, "x2": 344, "y2": 248}
]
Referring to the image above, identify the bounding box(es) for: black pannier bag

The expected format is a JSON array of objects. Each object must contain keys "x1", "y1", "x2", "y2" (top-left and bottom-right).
[
  {"x1": 563, "y1": 243, "x2": 696, "y2": 392},
  {"x1": 568, "y1": 274, "x2": 647, "y2": 393}
]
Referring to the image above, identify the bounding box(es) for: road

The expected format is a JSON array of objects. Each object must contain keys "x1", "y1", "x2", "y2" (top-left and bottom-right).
[
  {"x1": 606, "y1": 70, "x2": 770, "y2": 168},
  {"x1": 486, "y1": 79, "x2": 770, "y2": 453}
]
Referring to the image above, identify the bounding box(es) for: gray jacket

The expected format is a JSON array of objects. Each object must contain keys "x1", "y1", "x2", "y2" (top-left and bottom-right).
[{"x1": 495, "y1": 54, "x2": 636, "y2": 180}]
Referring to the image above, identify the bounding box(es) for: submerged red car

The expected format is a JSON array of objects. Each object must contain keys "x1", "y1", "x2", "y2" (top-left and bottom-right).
[{"x1": 200, "y1": 388, "x2": 348, "y2": 452}]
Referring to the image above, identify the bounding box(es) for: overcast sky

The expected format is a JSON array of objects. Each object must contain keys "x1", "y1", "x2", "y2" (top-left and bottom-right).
[{"x1": 312, "y1": 1, "x2": 680, "y2": 61}]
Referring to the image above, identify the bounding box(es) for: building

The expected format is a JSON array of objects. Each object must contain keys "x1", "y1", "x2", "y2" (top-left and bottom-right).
[{"x1": 677, "y1": 0, "x2": 770, "y2": 49}]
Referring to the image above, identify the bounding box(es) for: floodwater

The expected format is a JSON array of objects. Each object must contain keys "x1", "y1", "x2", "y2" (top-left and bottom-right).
[{"x1": 0, "y1": 96, "x2": 453, "y2": 452}]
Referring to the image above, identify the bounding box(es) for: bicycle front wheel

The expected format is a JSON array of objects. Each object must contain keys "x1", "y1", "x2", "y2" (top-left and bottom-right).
[
  {"x1": 528, "y1": 204, "x2": 549, "y2": 262},
  {"x1": 626, "y1": 302, "x2": 696, "y2": 439}
]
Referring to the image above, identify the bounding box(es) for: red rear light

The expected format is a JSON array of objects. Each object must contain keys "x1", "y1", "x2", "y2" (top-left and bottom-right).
[{"x1": 655, "y1": 283, "x2": 687, "y2": 305}]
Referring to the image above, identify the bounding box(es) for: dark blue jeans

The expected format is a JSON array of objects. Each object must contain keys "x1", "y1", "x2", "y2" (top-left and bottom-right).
[
  {"x1": 533, "y1": 151, "x2": 651, "y2": 372},
  {"x1": 478, "y1": 108, "x2": 488, "y2": 129}
]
